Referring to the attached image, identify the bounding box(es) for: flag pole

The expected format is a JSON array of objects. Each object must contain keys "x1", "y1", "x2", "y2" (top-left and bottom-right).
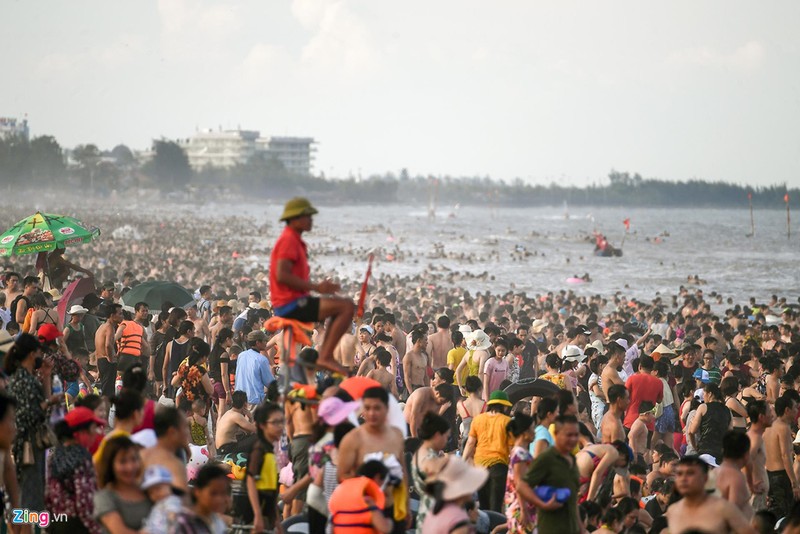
[
  {"x1": 786, "y1": 193, "x2": 791, "y2": 240},
  {"x1": 620, "y1": 218, "x2": 630, "y2": 248},
  {"x1": 747, "y1": 192, "x2": 755, "y2": 237}
]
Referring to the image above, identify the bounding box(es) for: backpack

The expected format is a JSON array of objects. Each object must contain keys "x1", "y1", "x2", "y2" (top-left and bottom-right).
[{"x1": 10, "y1": 294, "x2": 29, "y2": 323}]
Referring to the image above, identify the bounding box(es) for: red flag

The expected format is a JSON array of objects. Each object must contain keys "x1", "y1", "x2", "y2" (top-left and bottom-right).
[
  {"x1": 747, "y1": 192, "x2": 752, "y2": 200},
  {"x1": 623, "y1": 218, "x2": 630, "y2": 231},
  {"x1": 785, "y1": 193, "x2": 790, "y2": 203}
]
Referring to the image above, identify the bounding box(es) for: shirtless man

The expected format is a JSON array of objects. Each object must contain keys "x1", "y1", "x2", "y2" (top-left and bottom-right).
[
  {"x1": 215, "y1": 391, "x2": 256, "y2": 455},
  {"x1": 746, "y1": 400, "x2": 774, "y2": 512},
  {"x1": 383, "y1": 313, "x2": 406, "y2": 360},
  {"x1": 403, "y1": 330, "x2": 430, "y2": 394},
  {"x1": 333, "y1": 323, "x2": 358, "y2": 372},
  {"x1": 665, "y1": 456, "x2": 755, "y2": 534},
  {"x1": 338, "y1": 387, "x2": 408, "y2": 530},
  {"x1": 717, "y1": 430, "x2": 754, "y2": 521},
  {"x1": 763, "y1": 394, "x2": 800, "y2": 519},
  {"x1": 141, "y1": 407, "x2": 191, "y2": 498},
  {"x1": 427, "y1": 315, "x2": 451, "y2": 369},
  {"x1": 187, "y1": 305, "x2": 210, "y2": 343},
  {"x1": 95, "y1": 304, "x2": 122, "y2": 398},
  {"x1": 209, "y1": 305, "x2": 232, "y2": 348},
  {"x1": 2, "y1": 272, "x2": 21, "y2": 309},
  {"x1": 601, "y1": 343, "x2": 626, "y2": 402},
  {"x1": 366, "y1": 349, "x2": 398, "y2": 396},
  {"x1": 375, "y1": 330, "x2": 400, "y2": 367},
  {"x1": 646, "y1": 450, "x2": 678, "y2": 490},
  {"x1": 601, "y1": 384, "x2": 629, "y2": 444},
  {"x1": 286, "y1": 388, "x2": 317, "y2": 515},
  {"x1": 403, "y1": 384, "x2": 453, "y2": 438},
  {"x1": 629, "y1": 401, "x2": 656, "y2": 465}
]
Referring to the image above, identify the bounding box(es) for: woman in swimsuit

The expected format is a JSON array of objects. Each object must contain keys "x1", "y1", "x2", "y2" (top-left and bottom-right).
[
  {"x1": 576, "y1": 441, "x2": 631, "y2": 502},
  {"x1": 456, "y1": 376, "x2": 486, "y2": 452},
  {"x1": 27, "y1": 292, "x2": 59, "y2": 334},
  {"x1": 721, "y1": 376, "x2": 748, "y2": 431}
]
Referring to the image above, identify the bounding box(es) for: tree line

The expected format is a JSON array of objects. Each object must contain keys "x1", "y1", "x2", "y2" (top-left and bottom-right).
[{"x1": 0, "y1": 133, "x2": 796, "y2": 207}]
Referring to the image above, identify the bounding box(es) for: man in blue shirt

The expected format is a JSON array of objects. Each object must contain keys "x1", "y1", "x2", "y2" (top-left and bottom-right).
[{"x1": 235, "y1": 330, "x2": 275, "y2": 406}]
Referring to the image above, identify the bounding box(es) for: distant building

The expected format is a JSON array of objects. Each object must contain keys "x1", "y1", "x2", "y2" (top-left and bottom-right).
[
  {"x1": 0, "y1": 117, "x2": 29, "y2": 141},
  {"x1": 259, "y1": 136, "x2": 316, "y2": 176},
  {"x1": 179, "y1": 128, "x2": 316, "y2": 175},
  {"x1": 180, "y1": 129, "x2": 260, "y2": 170}
]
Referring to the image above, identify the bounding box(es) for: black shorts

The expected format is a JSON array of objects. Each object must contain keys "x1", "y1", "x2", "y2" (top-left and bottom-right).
[
  {"x1": 118, "y1": 353, "x2": 147, "y2": 375},
  {"x1": 97, "y1": 358, "x2": 118, "y2": 398},
  {"x1": 276, "y1": 296, "x2": 320, "y2": 323}
]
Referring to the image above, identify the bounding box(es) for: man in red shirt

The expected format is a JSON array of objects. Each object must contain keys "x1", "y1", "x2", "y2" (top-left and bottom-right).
[
  {"x1": 624, "y1": 355, "x2": 663, "y2": 433},
  {"x1": 270, "y1": 197, "x2": 355, "y2": 375}
]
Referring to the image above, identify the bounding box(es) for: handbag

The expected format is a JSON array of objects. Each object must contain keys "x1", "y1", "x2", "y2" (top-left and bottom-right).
[
  {"x1": 35, "y1": 424, "x2": 56, "y2": 449},
  {"x1": 21, "y1": 441, "x2": 35, "y2": 466}
]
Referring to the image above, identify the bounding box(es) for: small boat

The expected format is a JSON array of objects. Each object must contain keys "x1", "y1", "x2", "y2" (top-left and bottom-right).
[
  {"x1": 594, "y1": 246, "x2": 623, "y2": 257},
  {"x1": 592, "y1": 231, "x2": 622, "y2": 257}
]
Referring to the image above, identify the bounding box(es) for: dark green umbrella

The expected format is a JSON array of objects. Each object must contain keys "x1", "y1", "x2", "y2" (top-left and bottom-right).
[{"x1": 120, "y1": 281, "x2": 194, "y2": 312}]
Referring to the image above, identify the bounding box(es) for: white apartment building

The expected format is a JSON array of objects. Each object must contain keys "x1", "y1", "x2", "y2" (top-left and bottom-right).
[
  {"x1": 180, "y1": 129, "x2": 260, "y2": 170},
  {"x1": 180, "y1": 128, "x2": 316, "y2": 175}
]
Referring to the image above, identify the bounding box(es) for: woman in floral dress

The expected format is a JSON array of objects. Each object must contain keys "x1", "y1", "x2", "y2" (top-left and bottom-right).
[
  {"x1": 46, "y1": 407, "x2": 105, "y2": 534},
  {"x1": 173, "y1": 339, "x2": 213, "y2": 411},
  {"x1": 504, "y1": 413, "x2": 538, "y2": 534},
  {"x1": 5, "y1": 334, "x2": 59, "y2": 515},
  {"x1": 172, "y1": 339, "x2": 213, "y2": 445}
]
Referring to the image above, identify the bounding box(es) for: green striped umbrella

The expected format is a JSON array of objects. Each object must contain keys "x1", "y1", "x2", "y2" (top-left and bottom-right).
[{"x1": 0, "y1": 212, "x2": 100, "y2": 256}]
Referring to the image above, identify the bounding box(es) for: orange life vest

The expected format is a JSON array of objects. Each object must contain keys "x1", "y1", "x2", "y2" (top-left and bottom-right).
[
  {"x1": 328, "y1": 477, "x2": 386, "y2": 534},
  {"x1": 117, "y1": 320, "x2": 144, "y2": 357}
]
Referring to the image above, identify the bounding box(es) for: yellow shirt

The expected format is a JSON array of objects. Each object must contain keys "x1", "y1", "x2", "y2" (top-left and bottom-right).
[
  {"x1": 447, "y1": 347, "x2": 468, "y2": 384},
  {"x1": 469, "y1": 412, "x2": 513, "y2": 467}
]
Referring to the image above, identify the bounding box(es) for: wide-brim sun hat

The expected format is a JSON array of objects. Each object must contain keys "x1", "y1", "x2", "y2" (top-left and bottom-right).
[
  {"x1": 318, "y1": 397, "x2": 360, "y2": 426},
  {"x1": 434, "y1": 457, "x2": 489, "y2": 501},
  {"x1": 563, "y1": 345, "x2": 586, "y2": 363},
  {"x1": 279, "y1": 197, "x2": 319, "y2": 221},
  {"x1": 531, "y1": 319, "x2": 549, "y2": 334},
  {"x1": 68, "y1": 304, "x2": 89, "y2": 315},
  {"x1": 586, "y1": 339, "x2": 605, "y2": 355},
  {"x1": 652, "y1": 343, "x2": 675, "y2": 356},
  {"x1": 467, "y1": 329, "x2": 492, "y2": 351}
]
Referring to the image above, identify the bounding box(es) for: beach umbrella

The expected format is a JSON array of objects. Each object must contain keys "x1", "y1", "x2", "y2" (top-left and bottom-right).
[
  {"x1": 57, "y1": 276, "x2": 97, "y2": 328},
  {"x1": 0, "y1": 212, "x2": 100, "y2": 256},
  {"x1": 120, "y1": 281, "x2": 194, "y2": 312},
  {"x1": 503, "y1": 378, "x2": 561, "y2": 404}
]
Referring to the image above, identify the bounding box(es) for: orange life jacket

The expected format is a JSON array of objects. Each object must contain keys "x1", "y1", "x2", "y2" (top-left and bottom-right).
[
  {"x1": 328, "y1": 477, "x2": 386, "y2": 534},
  {"x1": 117, "y1": 320, "x2": 144, "y2": 357}
]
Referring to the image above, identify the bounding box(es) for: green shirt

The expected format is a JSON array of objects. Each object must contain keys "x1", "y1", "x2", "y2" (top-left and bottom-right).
[{"x1": 524, "y1": 445, "x2": 580, "y2": 534}]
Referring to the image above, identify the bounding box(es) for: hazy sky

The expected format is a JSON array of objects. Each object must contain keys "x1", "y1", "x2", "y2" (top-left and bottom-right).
[{"x1": 3, "y1": 1, "x2": 799, "y2": 186}]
